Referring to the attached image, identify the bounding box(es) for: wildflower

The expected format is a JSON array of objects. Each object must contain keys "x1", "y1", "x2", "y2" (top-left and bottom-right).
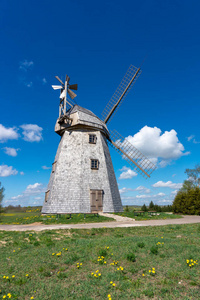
[
  {"x1": 7, "y1": 294, "x2": 12, "y2": 299},
  {"x1": 52, "y1": 253, "x2": 55, "y2": 256},
  {"x1": 149, "y1": 270, "x2": 151, "y2": 273},
  {"x1": 13, "y1": 250, "x2": 15, "y2": 252},
  {"x1": 30, "y1": 297, "x2": 34, "y2": 299},
  {"x1": 3, "y1": 275, "x2": 6, "y2": 278},
  {"x1": 110, "y1": 281, "x2": 113, "y2": 284},
  {"x1": 12, "y1": 275, "x2": 15, "y2": 278},
  {"x1": 6, "y1": 276, "x2": 9, "y2": 279},
  {"x1": 104, "y1": 261, "x2": 107, "y2": 264},
  {"x1": 142, "y1": 274, "x2": 145, "y2": 276},
  {"x1": 112, "y1": 283, "x2": 116, "y2": 287},
  {"x1": 3, "y1": 296, "x2": 6, "y2": 299},
  {"x1": 26, "y1": 274, "x2": 29, "y2": 277}
]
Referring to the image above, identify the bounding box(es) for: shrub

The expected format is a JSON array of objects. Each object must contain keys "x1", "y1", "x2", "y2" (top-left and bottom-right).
[
  {"x1": 150, "y1": 246, "x2": 158, "y2": 255},
  {"x1": 137, "y1": 242, "x2": 145, "y2": 248},
  {"x1": 127, "y1": 253, "x2": 136, "y2": 262}
]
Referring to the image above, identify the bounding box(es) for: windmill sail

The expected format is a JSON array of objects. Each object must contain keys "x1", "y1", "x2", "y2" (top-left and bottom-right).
[
  {"x1": 102, "y1": 65, "x2": 142, "y2": 124},
  {"x1": 109, "y1": 130, "x2": 156, "y2": 178}
]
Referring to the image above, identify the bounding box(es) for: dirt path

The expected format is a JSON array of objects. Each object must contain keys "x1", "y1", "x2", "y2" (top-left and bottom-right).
[{"x1": 0, "y1": 215, "x2": 200, "y2": 232}]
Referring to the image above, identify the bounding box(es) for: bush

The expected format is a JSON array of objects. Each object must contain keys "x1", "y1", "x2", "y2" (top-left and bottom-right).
[
  {"x1": 127, "y1": 253, "x2": 136, "y2": 262},
  {"x1": 150, "y1": 246, "x2": 158, "y2": 255},
  {"x1": 137, "y1": 242, "x2": 145, "y2": 248}
]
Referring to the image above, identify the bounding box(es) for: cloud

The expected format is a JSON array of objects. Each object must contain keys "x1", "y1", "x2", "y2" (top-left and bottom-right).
[
  {"x1": 19, "y1": 60, "x2": 34, "y2": 71},
  {"x1": 187, "y1": 135, "x2": 200, "y2": 144},
  {"x1": 136, "y1": 194, "x2": 151, "y2": 199},
  {"x1": 0, "y1": 164, "x2": 18, "y2": 177},
  {"x1": 3, "y1": 147, "x2": 20, "y2": 157},
  {"x1": 42, "y1": 78, "x2": 47, "y2": 84},
  {"x1": 26, "y1": 82, "x2": 33, "y2": 88},
  {"x1": 119, "y1": 187, "x2": 134, "y2": 194},
  {"x1": 20, "y1": 124, "x2": 43, "y2": 142},
  {"x1": 42, "y1": 166, "x2": 51, "y2": 170},
  {"x1": 119, "y1": 166, "x2": 137, "y2": 180},
  {"x1": 0, "y1": 124, "x2": 19, "y2": 143},
  {"x1": 126, "y1": 126, "x2": 190, "y2": 167},
  {"x1": 20, "y1": 171, "x2": 24, "y2": 175},
  {"x1": 135, "y1": 186, "x2": 151, "y2": 194},
  {"x1": 4, "y1": 182, "x2": 45, "y2": 207},
  {"x1": 152, "y1": 181, "x2": 182, "y2": 189}
]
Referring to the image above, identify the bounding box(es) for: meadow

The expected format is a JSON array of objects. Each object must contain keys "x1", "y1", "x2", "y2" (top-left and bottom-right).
[
  {"x1": 0, "y1": 224, "x2": 199, "y2": 299},
  {"x1": 0, "y1": 207, "x2": 182, "y2": 225}
]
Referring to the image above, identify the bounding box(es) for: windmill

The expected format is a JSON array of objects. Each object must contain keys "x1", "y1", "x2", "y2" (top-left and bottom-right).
[{"x1": 42, "y1": 65, "x2": 156, "y2": 214}]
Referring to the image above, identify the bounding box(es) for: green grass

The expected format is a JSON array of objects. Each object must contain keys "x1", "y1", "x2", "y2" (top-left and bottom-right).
[
  {"x1": 0, "y1": 212, "x2": 114, "y2": 225},
  {"x1": 114, "y1": 211, "x2": 182, "y2": 221},
  {"x1": 0, "y1": 224, "x2": 200, "y2": 299}
]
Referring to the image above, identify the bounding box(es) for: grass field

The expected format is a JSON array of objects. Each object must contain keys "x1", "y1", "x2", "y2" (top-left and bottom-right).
[
  {"x1": 0, "y1": 210, "x2": 182, "y2": 225},
  {"x1": 0, "y1": 212, "x2": 114, "y2": 225},
  {"x1": 0, "y1": 224, "x2": 199, "y2": 299},
  {"x1": 113, "y1": 211, "x2": 182, "y2": 221}
]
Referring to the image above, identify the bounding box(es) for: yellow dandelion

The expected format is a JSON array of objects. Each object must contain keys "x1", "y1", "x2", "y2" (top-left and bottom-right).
[
  {"x1": 30, "y1": 297, "x2": 34, "y2": 299},
  {"x1": 112, "y1": 283, "x2": 116, "y2": 287},
  {"x1": 104, "y1": 261, "x2": 107, "y2": 264},
  {"x1": 142, "y1": 274, "x2": 145, "y2": 276},
  {"x1": 108, "y1": 295, "x2": 111, "y2": 298},
  {"x1": 12, "y1": 275, "x2": 15, "y2": 278},
  {"x1": 98, "y1": 273, "x2": 101, "y2": 276},
  {"x1": 91, "y1": 272, "x2": 94, "y2": 275},
  {"x1": 26, "y1": 274, "x2": 29, "y2": 277},
  {"x1": 13, "y1": 250, "x2": 15, "y2": 252},
  {"x1": 149, "y1": 270, "x2": 151, "y2": 273},
  {"x1": 110, "y1": 281, "x2": 113, "y2": 284},
  {"x1": 3, "y1": 296, "x2": 6, "y2": 299}
]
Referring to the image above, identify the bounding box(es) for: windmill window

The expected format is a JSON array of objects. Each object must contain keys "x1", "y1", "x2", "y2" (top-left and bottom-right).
[
  {"x1": 52, "y1": 161, "x2": 57, "y2": 173},
  {"x1": 45, "y1": 190, "x2": 50, "y2": 202},
  {"x1": 89, "y1": 134, "x2": 97, "y2": 144},
  {"x1": 91, "y1": 159, "x2": 99, "y2": 170}
]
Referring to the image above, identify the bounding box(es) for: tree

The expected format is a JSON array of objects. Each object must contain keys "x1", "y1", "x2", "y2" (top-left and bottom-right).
[
  {"x1": 0, "y1": 182, "x2": 5, "y2": 213},
  {"x1": 149, "y1": 201, "x2": 155, "y2": 210},
  {"x1": 141, "y1": 204, "x2": 148, "y2": 212},
  {"x1": 185, "y1": 164, "x2": 200, "y2": 188}
]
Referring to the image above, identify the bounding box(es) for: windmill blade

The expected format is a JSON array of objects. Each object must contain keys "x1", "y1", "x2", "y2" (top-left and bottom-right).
[
  {"x1": 52, "y1": 85, "x2": 63, "y2": 90},
  {"x1": 68, "y1": 88, "x2": 77, "y2": 100},
  {"x1": 55, "y1": 76, "x2": 64, "y2": 86},
  {"x1": 109, "y1": 130, "x2": 156, "y2": 179},
  {"x1": 69, "y1": 84, "x2": 78, "y2": 90},
  {"x1": 102, "y1": 65, "x2": 142, "y2": 124}
]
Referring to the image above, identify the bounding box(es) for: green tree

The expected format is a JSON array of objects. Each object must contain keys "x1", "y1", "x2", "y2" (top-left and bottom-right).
[
  {"x1": 141, "y1": 204, "x2": 148, "y2": 212},
  {"x1": 0, "y1": 182, "x2": 5, "y2": 213},
  {"x1": 149, "y1": 201, "x2": 155, "y2": 210}
]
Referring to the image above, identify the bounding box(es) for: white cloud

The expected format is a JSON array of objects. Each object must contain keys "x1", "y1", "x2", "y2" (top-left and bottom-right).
[
  {"x1": 135, "y1": 186, "x2": 151, "y2": 194},
  {"x1": 20, "y1": 171, "x2": 24, "y2": 175},
  {"x1": 136, "y1": 194, "x2": 151, "y2": 199},
  {"x1": 42, "y1": 165, "x2": 51, "y2": 170},
  {"x1": 20, "y1": 124, "x2": 43, "y2": 142},
  {"x1": 119, "y1": 166, "x2": 137, "y2": 180},
  {"x1": 187, "y1": 135, "x2": 200, "y2": 144},
  {"x1": 156, "y1": 192, "x2": 166, "y2": 197},
  {"x1": 0, "y1": 164, "x2": 18, "y2": 177},
  {"x1": 126, "y1": 126, "x2": 190, "y2": 167},
  {"x1": 4, "y1": 182, "x2": 45, "y2": 207},
  {"x1": 42, "y1": 78, "x2": 47, "y2": 84},
  {"x1": 3, "y1": 147, "x2": 20, "y2": 157},
  {"x1": 26, "y1": 82, "x2": 33, "y2": 88},
  {"x1": 0, "y1": 124, "x2": 19, "y2": 143},
  {"x1": 119, "y1": 187, "x2": 133, "y2": 194},
  {"x1": 171, "y1": 190, "x2": 178, "y2": 195},
  {"x1": 152, "y1": 181, "x2": 182, "y2": 189},
  {"x1": 19, "y1": 60, "x2": 34, "y2": 71}
]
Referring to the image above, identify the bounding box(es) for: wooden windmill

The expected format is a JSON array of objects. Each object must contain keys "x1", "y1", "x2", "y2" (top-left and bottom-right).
[{"x1": 42, "y1": 65, "x2": 156, "y2": 214}]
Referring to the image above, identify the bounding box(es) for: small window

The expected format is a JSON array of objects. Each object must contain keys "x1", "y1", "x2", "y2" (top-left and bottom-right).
[
  {"x1": 45, "y1": 190, "x2": 50, "y2": 202},
  {"x1": 89, "y1": 134, "x2": 97, "y2": 144},
  {"x1": 52, "y1": 161, "x2": 57, "y2": 173},
  {"x1": 91, "y1": 159, "x2": 99, "y2": 170}
]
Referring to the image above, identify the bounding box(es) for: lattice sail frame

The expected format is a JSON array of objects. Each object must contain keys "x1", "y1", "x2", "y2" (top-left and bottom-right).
[
  {"x1": 109, "y1": 130, "x2": 156, "y2": 179},
  {"x1": 102, "y1": 65, "x2": 142, "y2": 124}
]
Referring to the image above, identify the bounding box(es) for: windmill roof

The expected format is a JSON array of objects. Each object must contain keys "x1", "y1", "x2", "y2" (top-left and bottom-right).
[{"x1": 66, "y1": 104, "x2": 109, "y2": 136}]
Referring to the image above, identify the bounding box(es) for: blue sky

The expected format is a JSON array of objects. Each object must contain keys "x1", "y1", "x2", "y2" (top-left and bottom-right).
[{"x1": 1, "y1": 0, "x2": 200, "y2": 207}]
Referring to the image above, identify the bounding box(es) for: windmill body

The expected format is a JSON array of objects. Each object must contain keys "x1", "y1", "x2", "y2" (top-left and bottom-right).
[
  {"x1": 42, "y1": 66, "x2": 156, "y2": 214},
  {"x1": 42, "y1": 105, "x2": 123, "y2": 213}
]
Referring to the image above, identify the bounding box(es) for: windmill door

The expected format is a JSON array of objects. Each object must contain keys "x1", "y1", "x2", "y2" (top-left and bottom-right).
[{"x1": 90, "y1": 190, "x2": 103, "y2": 213}]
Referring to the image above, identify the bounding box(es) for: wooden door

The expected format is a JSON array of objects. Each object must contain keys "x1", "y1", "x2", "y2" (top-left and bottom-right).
[{"x1": 90, "y1": 190, "x2": 103, "y2": 213}]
